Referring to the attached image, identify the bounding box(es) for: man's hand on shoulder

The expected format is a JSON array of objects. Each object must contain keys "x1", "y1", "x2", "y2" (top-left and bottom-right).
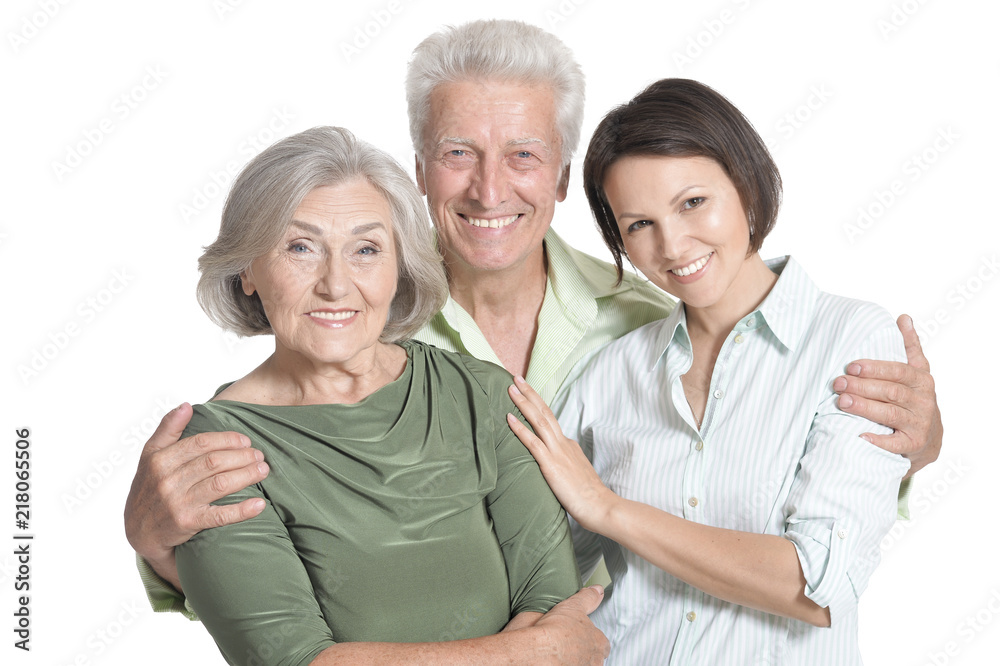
[
  {"x1": 832, "y1": 314, "x2": 943, "y2": 477},
  {"x1": 123, "y1": 403, "x2": 269, "y2": 589}
]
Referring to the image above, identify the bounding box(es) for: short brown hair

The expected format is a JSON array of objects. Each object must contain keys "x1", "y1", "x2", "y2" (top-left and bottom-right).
[{"x1": 583, "y1": 78, "x2": 782, "y2": 283}]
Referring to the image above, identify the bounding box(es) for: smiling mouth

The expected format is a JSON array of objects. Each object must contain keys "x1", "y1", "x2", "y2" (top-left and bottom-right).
[
  {"x1": 460, "y1": 214, "x2": 520, "y2": 229},
  {"x1": 670, "y1": 253, "x2": 712, "y2": 277},
  {"x1": 308, "y1": 311, "x2": 356, "y2": 321}
]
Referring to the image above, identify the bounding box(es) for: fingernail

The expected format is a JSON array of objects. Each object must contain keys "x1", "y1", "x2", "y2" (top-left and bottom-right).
[
  {"x1": 589, "y1": 585, "x2": 605, "y2": 596},
  {"x1": 900, "y1": 314, "x2": 914, "y2": 331},
  {"x1": 257, "y1": 462, "x2": 269, "y2": 475},
  {"x1": 847, "y1": 363, "x2": 862, "y2": 376},
  {"x1": 860, "y1": 434, "x2": 873, "y2": 443},
  {"x1": 250, "y1": 498, "x2": 265, "y2": 511},
  {"x1": 254, "y1": 449, "x2": 265, "y2": 462},
  {"x1": 515, "y1": 375, "x2": 525, "y2": 384},
  {"x1": 510, "y1": 384, "x2": 522, "y2": 396},
  {"x1": 832, "y1": 377, "x2": 847, "y2": 392},
  {"x1": 839, "y1": 394, "x2": 854, "y2": 409}
]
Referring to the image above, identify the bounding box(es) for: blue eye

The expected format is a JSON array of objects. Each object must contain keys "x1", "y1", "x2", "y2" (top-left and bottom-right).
[
  {"x1": 290, "y1": 242, "x2": 309, "y2": 253},
  {"x1": 449, "y1": 149, "x2": 466, "y2": 157},
  {"x1": 516, "y1": 151, "x2": 532, "y2": 159},
  {"x1": 358, "y1": 245, "x2": 379, "y2": 256}
]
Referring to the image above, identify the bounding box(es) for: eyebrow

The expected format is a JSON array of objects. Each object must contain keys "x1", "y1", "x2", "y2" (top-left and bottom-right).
[
  {"x1": 351, "y1": 221, "x2": 387, "y2": 235},
  {"x1": 288, "y1": 220, "x2": 387, "y2": 236},
  {"x1": 436, "y1": 136, "x2": 551, "y2": 154},
  {"x1": 289, "y1": 220, "x2": 324, "y2": 235},
  {"x1": 616, "y1": 185, "x2": 705, "y2": 220}
]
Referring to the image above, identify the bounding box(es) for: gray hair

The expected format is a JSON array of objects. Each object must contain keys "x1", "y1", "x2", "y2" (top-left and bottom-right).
[
  {"x1": 197, "y1": 126, "x2": 448, "y2": 342},
  {"x1": 405, "y1": 19, "x2": 585, "y2": 167}
]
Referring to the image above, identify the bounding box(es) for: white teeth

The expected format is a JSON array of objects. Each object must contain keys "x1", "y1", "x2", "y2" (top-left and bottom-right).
[
  {"x1": 670, "y1": 254, "x2": 711, "y2": 277},
  {"x1": 465, "y1": 215, "x2": 518, "y2": 228},
  {"x1": 309, "y1": 311, "x2": 355, "y2": 321}
]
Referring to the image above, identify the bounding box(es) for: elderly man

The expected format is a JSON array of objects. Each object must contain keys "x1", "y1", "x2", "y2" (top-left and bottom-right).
[{"x1": 126, "y1": 18, "x2": 942, "y2": 663}]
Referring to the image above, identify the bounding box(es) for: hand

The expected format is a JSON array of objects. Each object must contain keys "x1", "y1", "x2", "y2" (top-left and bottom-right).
[
  {"x1": 530, "y1": 586, "x2": 610, "y2": 665},
  {"x1": 123, "y1": 403, "x2": 269, "y2": 588},
  {"x1": 507, "y1": 376, "x2": 615, "y2": 531},
  {"x1": 833, "y1": 314, "x2": 943, "y2": 477}
]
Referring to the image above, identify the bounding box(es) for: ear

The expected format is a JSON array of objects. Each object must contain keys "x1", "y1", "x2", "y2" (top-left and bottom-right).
[
  {"x1": 414, "y1": 154, "x2": 427, "y2": 196},
  {"x1": 556, "y1": 163, "x2": 571, "y2": 202},
  {"x1": 240, "y1": 269, "x2": 256, "y2": 296}
]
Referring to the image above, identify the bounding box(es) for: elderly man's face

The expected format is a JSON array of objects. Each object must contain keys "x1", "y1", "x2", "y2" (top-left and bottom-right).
[{"x1": 415, "y1": 79, "x2": 569, "y2": 276}]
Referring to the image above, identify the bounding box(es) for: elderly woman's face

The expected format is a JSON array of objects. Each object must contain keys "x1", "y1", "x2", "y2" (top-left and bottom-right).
[{"x1": 241, "y1": 180, "x2": 398, "y2": 367}]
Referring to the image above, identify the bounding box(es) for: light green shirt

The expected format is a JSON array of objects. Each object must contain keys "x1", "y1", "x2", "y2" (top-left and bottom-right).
[{"x1": 418, "y1": 229, "x2": 677, "y2": 407}]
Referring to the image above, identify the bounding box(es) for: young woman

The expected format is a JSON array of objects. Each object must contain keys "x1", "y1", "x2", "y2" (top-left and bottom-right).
[{"x1": 506, "y1": 78, "x2": 909, "y2": 664}]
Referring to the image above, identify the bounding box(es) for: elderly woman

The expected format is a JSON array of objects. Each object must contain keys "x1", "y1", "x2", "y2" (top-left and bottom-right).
[
  {"x1": 506, "y1": 79, "x2": 910, "y2": 664},
  {"x1": 173, "y1": 126, "x2": 606, "y2": 665}
]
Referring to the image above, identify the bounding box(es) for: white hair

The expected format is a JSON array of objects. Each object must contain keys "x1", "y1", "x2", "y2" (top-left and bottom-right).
[
  {"x1": 197, "y1": 126, "x2": 448, "y2": 342},
  {"x1": 405, "y1": 19, "x2": 585, "y2": 167}
]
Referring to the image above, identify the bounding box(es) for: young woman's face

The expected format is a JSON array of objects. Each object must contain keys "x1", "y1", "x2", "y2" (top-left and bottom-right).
[{"x1": 603, "y1": 155, "x2": 757, "y2": 311}]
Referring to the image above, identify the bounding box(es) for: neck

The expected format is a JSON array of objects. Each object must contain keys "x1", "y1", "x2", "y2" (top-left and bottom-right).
[
  {"x1": 254, "y1": 342, "x2": 406, "y2": 405},
  {"x1": 685, "y1": 253, "x2": 778, "y2": 341},
  {"x1": 442, "y1": 242, "x2": 548, "y2": 377},
  {"x1": 444, "y1": 242, "x2": 548, "y2": 320}
]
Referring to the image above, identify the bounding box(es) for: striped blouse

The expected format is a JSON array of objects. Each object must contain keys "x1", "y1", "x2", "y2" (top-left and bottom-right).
[{"x1": 558, "y1": 256, "x2": 911, "y2": 665}]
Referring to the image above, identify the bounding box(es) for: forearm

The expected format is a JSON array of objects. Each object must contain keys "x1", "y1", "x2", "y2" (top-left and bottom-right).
[
  {"x1": 311, "y1": 626, "x2": 555, "y2": 665},
  {"x1": 597, "y1": 496, "x2": 830, "y2": 627}
]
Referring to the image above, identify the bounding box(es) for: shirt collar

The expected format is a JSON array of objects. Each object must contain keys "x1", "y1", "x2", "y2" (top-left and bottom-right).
[
  {"x1": 756, "y1": 255, "x2": 818, "y2": 352},
  {"x1": 649, "y1": 255, "x2": 818, "y2": 370}
]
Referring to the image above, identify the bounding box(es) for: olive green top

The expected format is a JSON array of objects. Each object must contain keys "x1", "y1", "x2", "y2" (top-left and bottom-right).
[{"x1": 174, "y1": 341, "x2": 580, "y2": 666}]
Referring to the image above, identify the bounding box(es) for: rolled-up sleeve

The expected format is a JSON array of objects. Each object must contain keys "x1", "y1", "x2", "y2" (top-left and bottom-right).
[{"x1": 783, "y1": 320, "x2": 911, "y2": 625}]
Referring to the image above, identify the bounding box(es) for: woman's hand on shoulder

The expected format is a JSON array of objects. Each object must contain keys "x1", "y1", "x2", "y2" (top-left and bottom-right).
[{"x1": 507, "y1": 376, "x2": 618, "y2": 532}]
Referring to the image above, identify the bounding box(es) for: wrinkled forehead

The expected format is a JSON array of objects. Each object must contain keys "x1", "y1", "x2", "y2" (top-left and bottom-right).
[{"x1": 423, "y1": 77, "x2": 561, "y2": 146}]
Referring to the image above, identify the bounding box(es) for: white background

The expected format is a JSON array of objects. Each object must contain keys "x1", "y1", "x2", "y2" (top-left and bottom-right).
[{"x1": 3, "y1": 1, "x2": 997, "y2": 664}]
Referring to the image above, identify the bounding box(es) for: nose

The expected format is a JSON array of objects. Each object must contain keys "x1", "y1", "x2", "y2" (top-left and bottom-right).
[
  {"x1": 654, "y1": 218, "x2": 690, "y2": 261},
  {"x1": 315, "y1": 253, "x2": 351, "y2": 300},
  {"x1": 467, "y1": 158, "x2": 509, "y2": 209}
]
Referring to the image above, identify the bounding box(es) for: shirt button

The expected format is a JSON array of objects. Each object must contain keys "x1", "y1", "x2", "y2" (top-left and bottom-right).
[
  {"x1": 746, "y1": 317, "x2": 756, "y2": 328},
  {"x1": 837, "y1": 529, "x2": 848, "y2": 539},
  {"x1": 686, "y1": 611, "x2": 697, "y2": 622},
  {"x1": 713, "y1": 389, "x2": 724, "y2": 399},
  {"x1": 734, "y1": 334, "x2": 744, "y2": 344},
  {"x1": 695, "y1": 441, "x2": 704, "y2": 451},
  {"x1": 688, "y1": 497, "x2": 699, "y2": 507}
]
